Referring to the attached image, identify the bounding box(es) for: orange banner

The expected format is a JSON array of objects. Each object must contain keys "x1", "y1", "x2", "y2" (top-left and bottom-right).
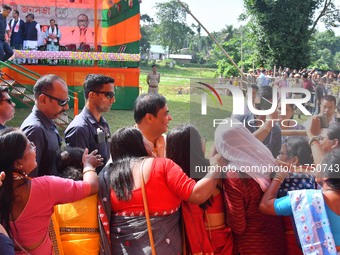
[
  {"x1": 101, "y1": 14, "x2": 140, "y2": 46},
  {"x1": 4, "y1": 0, "x2": 101, "y2": 48}
]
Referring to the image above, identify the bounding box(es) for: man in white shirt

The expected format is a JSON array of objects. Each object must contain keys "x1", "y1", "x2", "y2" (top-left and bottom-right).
[{"x1": 134, "y1": 94, "x2": 172, "y2": 157}]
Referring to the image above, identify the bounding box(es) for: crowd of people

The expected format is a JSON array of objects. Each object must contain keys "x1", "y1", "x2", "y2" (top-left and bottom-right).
[
  {"x1": 0, "y1": 4, "x2": 93, "y2": 65},
  {"x1": 0, "y1": 69, "x2": 339, "y2": 255},
  {"x1": 0, "y1": 4, "x2": 339, "y2": 255},
  {"x1": 0, "y1": 4, "x2": 61, "y2": 65},
  {"x1": 223, "y1": 67, "x2": 340, "y2": 121}
]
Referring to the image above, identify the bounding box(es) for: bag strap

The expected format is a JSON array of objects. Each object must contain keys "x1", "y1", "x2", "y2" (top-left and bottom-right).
[
  {"x1": 14, "y1": 239, "x2": 32, "y2": 255},
  {"x1": 139, "y1": 158, "x2": 156, "y2": 255}
]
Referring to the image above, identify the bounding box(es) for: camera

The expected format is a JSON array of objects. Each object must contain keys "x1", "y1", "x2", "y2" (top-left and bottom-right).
[
  {"x1": 319, "y1": 114, "x2": 329, "y2": 129},
  {"x1": 95, "y1": 128, "x2": 106, "y2": 144}
]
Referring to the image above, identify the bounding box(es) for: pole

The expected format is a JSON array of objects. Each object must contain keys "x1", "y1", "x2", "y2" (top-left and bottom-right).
[
  {"x1": 73, "y1": 92, "x2": 79, "y2": 116},
  {"x1": 94, "y1": 0, "x2": 98, "y2": 66},
  {"x1": 177, "y1": 0, "x2": 247, "y2": 82},
  {"x1": 241, "y1": 26, "x2": 243, "y2": 73}
]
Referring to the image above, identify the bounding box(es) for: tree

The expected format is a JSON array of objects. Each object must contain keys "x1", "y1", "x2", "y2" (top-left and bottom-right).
[
  {"x1": 309, "y1": 30, "x2": 340, "y2": 69},
  {"x1": 154, "y1": 0, "x2": 194, "y2": 53},
  {"x1": 210, "y1": 25, "x2": 257, "y2": 77},
  {"x1": 242, "y1": 0, "x2": 340, "y2": 68},
  {"x1": 140, "y1": 14, "x2": 154, "y2": 56}
]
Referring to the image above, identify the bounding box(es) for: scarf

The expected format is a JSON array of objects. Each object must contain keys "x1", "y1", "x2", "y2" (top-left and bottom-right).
[
  {"x1": 289, "y1": 190, "x2": 337, "y2": 255},
  {"x1": 214, "y1": 118, "x2": 276, "y2": 191},
  {"x1": 48, "y1": 26, "x2": 58, "y2": 42},
  {"x1": 10, "y1": 18, "x2": 20, "y2": 33}
]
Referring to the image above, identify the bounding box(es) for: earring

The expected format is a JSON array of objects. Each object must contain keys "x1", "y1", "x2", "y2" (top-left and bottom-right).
[{"x1": 19, "y1": 164, "x2": 22, "y2": 168}]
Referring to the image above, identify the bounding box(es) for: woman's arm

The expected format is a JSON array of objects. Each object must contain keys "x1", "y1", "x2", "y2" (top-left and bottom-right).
[
  {"x1": 254, "y1": 111, "x2": 279, "y2": 142},
  {"x1": 187, "y1": 154, "x2": 225, "y2": 204},
  {"x1": 258, "y1": 175, "x2": 283, "y2": 215},
  {"x1": 306, "y1": 116, "x2": 324, "y2": 164},
  {"x1": 82, "y1": 149, "x2": 103, "y2": 195}
]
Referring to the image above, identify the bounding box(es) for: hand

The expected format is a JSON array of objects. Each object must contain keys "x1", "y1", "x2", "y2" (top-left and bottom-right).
[
  {"x1": 82, "y1": 148, "x2": 104, "y2": 169},
  {"x1": 155, "y1": 136, "x2": 165, "y2": 157},
  {"x1": 267, "y1": 110, "x2": 279, "y2": 123},
  {"x1": 0, "y1": 172, "x2": 5, "y2": 187},
  {"x1": 306, "y1": 116, "x2": 321, "y2": 138},
  {"x1": 209, "y1": 144, "x2": 218, "y2": 158},
  {"x1": 275, "y1": 159, "x2": 293, "y2": 177},
  {"x1": 209, "y1": 153, "x2": 228, "y2": 167}
]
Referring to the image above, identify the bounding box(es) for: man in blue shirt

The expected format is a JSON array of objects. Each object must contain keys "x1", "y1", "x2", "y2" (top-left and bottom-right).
[
  {"x1": 65, "y1": 74, "x2": 115, "y2": 173},
  {"x1": 0, "y1": 5, "x2": 13, "y2": 62},
  {"x1": 21, "y1": 74, "x2": 70, "y2": 177},
  {"x1": 257, "y1": 69, "x2": 271, "y2": 87}
]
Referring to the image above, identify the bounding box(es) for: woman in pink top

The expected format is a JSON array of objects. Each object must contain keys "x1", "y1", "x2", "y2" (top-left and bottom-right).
[{"x1": 0, "y1": 128, "x2": 101, "y2": 255}]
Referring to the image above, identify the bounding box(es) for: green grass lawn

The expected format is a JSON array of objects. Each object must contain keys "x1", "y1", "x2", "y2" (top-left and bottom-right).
[
  {"x1": 6, "y1": 64, "x2": 309, "y2": 153},
  {"x1": 7, "y1": 65, "x2": 216, "y2": 134}
]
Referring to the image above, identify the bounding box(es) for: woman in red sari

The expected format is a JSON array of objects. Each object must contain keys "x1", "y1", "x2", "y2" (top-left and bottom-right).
[
  {"x1": 167, "y1": 124, "x2": 233, "y2": 255},
  {"x1": 98, "y1": 127, "x2": 225, "y2": 255}
]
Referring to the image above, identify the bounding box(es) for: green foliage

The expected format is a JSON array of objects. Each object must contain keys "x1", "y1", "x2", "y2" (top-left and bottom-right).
[
  {"x1": 309, "y1": 30, "x2": 340, "y2": 70},
  {"x1": 210, "y1": 25, "x2": 258, "y2": 77},
  {"x1": 140, "y1": 0, "x2": 339, "y2": 73},
  {"x1": 154, "y1": 0, "x2": 194, "y2": 53},
  {"x1": 242, "y1": 0, "x2": 340, "y2": 69}
]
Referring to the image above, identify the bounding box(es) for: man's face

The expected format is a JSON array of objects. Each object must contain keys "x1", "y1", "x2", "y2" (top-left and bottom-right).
[
  {"x1": 0, "y1": 92, "x2": 15, "y2": 122},
  {"x1": 50, "y1": 20, "x2": 55, "y2": 27},
  {"x1": 42, "y1": 79, "x2": 69, "y2": 119},
  {"x1": 77, "y1": 15, "x2": 88, "y2": 29},
  {"x1": 2, "y1": 9, "x2": 11, "y2": 18},
  {"x1": 278, "y1": 104, "x2": 294, "y2": 121},
  {"x1": 91, "y1": 83, "x2": 115, "y2": 113},
  {"x1": 152, "y1": 66, "x2": 157, "y2": 73},
  {"x1": 320, "y1": 99, "x2": 336, "y2": 120},
  {"x1": 150, "y1": 104, "x2": 172, "y2": 136},
  {"x1": 12, "y1": 11, "x2": 18, "y2": 19}
]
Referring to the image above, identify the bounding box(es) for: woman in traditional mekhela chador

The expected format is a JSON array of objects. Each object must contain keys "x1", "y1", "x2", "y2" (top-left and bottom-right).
[
  {"x1": 260, "y1": 146, "x2": 340, "y2": 254},
  {"x1": 166, "y1": 124, "x2": 233, "y2": 255},
  {"x1": 276, "y1": 137, "x2": 316, "y2": 255},
  {"x1": 214, "y1": 120, "x2": 286, "y2": 255},
  {"x1": 260, "y1": 147, "x2": 340, "y2": 255},
  {"x1": 0, "y1": 128, "x2": 101, "y2": 255},
  {"x1": 98, "y1": 127, "x2": 226, "y2": 255}
]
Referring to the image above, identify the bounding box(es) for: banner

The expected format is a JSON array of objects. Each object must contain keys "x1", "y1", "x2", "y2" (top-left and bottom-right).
[{"x1": 3, "y1": 0, "x2": 101, "y2": 48}]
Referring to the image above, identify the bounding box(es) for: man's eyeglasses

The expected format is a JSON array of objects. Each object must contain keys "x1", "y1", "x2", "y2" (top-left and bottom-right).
[
  {"x1": 93, "y1": 91, "x2": 115, "y2": 99},
  {"x1": 0, "y1": 98, "x2": 12, "y2": 105},
  {"x1": 42, "y1": 93, "x2": 70, "y2": 106}
]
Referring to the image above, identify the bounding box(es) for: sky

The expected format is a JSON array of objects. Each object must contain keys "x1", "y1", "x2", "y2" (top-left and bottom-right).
[{"x1": 140, "y1": 0, "x2": 340, "y2": 35}]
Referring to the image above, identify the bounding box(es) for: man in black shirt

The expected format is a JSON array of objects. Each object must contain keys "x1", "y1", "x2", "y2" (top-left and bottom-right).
[
  {"x1": 21, "y1": 75, "x2": 70, "y2": 177},
  {"x1": 0, "y1": 5, "x2": 13, "y2": 62}
]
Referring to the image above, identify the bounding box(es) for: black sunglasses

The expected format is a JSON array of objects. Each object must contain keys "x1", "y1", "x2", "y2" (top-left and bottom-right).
[
  {"x1": 42, "y1": 93, "x2": 70, "y2": 106},
  {"x1": 93, "y1": 91, "x2": 115, "y2": 99},
  {"x1": 0, "y1": 98, "x2": 12, "y2": 104}
]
